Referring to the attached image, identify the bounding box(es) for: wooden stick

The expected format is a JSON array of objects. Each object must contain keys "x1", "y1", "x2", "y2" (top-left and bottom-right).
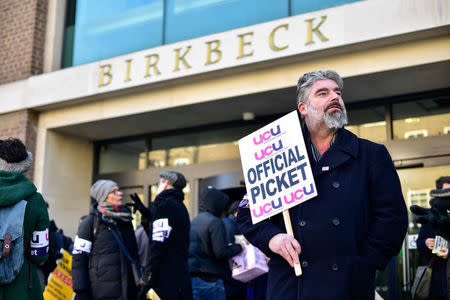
[{"x1": 282, "y1": 210, "x2": 302, "y2": 276}]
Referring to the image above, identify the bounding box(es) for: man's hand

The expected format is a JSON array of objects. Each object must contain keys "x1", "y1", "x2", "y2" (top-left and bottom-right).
[
  {"x1": 425, "y1": 238, "x2": 435, "y2": 250},
  {"x1": 130, "y1": 193, "x2": 151, "y2": 219},
  {"x1": 436, "y1": 248, "x2": 448, "y2": 259},
  {"x1": 268, "y1": 233, "x2": 301, "y2": 267}
]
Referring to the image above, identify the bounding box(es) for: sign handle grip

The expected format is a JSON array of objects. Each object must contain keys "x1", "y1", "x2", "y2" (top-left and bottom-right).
[{"x1": 282, "y1": 210, "x2": 302, "y2": 276}]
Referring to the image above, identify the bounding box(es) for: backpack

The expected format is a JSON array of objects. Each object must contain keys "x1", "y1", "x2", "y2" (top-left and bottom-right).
[{"x1": 0, "y1": 200, "x2": 27, "y2": 284}]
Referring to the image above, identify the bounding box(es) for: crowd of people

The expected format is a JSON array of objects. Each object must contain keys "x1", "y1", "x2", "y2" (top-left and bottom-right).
[{"x1": 0, "y1": 70, "x2": 449, "y2": 300}]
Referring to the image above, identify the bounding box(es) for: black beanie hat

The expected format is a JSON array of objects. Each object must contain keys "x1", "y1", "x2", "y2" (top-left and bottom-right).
[
  {"x1": 160, "y1": 171, "x2": 186, "y2": 190},
  {"x1": 0, "y1": 138, "x2": 33, "y2": 174}
]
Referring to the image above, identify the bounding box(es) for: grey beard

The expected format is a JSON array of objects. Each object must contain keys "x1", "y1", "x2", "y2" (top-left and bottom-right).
[{"x1": 324, "y1": 108, "x2": 348, "y2": 129}]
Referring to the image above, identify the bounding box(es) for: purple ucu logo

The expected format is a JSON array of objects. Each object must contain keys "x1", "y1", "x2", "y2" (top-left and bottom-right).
[
  {"x1": 252, "y1": 125, "x2": 281, "y2": 145},
  {"x1": 254, "y1": 140, "x2": 284, "y2": 160}
]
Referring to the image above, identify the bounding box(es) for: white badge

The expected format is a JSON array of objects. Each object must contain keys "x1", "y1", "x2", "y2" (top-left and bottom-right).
[
  {"x1": 152, "y1": 218, "x2": 172, "y2": 242},
  {"x1": 73, "y1": 235, "x2": 92, "y2": 254},
  {"x1": 30, "y1": 229, "x2": 49, "y2": 256}
]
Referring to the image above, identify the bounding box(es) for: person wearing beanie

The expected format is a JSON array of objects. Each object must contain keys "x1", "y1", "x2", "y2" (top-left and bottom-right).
[
  {"x1": 413, "y1": 177, "x2": 450, "y2": 300},
  {"x1": 188, "y1": 187, "x2": 243, "y2": 300},
  {"x1": 0, "y1": 138, "x2": 50, "y2": 300},
  {"x1": 138, "y1": 171, "x2": 193, "y2": 300},
  {"x1": 72, "y1": 179, "x2": 139, "y2": 300}
]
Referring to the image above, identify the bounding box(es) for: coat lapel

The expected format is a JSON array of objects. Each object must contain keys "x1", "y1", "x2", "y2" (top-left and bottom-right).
[{"x1": 311, "y1": 128, "x2": 359, "y2": 177}]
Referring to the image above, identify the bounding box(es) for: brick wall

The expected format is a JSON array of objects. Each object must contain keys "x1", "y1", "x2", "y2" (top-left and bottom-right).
[
  {"x1": 0, "y1": 0, "x2": 48, "y2": 180},
  {"x1": 0, "y1": 109, "x2": 39, "y2": 180},
  {"x1": 0, "y1": 0, "x2": 48, "y2": 84}
]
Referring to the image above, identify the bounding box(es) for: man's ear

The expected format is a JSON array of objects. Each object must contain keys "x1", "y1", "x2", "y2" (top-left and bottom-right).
[
  {"x1": 298, "y1": 102, "x2": 307, "y2": 117},
  {"x1": 160, "y1": 179, "x2": 169, "y2": 189}
]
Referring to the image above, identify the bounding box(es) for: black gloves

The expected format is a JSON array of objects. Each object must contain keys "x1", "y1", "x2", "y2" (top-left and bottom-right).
[
  {"x1": 129, "y1": 193, "x2": 151, "y2": 219},
  {"x1": 410, "y1": 188, "x2": 450, "y2": 240}
]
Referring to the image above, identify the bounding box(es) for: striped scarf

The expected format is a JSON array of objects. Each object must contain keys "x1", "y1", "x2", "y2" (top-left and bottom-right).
[{"x1": 98, "y1": 202, "x2": 132, "y2": 222}]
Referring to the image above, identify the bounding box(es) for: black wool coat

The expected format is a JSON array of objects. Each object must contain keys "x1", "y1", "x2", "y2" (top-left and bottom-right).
[
  {"x1": 237, "y1": 127, "x2": 408, "y2": 300},
  {"x1": 142, "y1": 188, "x2": 193, "y2": 300},
  {"x1": 416, "y1": 224, "x2": 448, "y2": 299}
]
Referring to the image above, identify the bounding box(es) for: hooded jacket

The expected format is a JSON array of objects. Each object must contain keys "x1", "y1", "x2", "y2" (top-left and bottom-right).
[
  {"x1": 0, "y1": 171, "x2": 49, "y2": 300},
  {"x1": 189, "y1": 188, "x2": 242, "y2": 280}
]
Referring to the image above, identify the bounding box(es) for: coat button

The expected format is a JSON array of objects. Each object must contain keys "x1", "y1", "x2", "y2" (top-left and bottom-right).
[
  {"x1": 332, "y1": 218, "x2": 340, "y2": 226},
  {"x1": 331, "y1": 264, "x2": 339, "y2": 271},
  {"x1": 301, "y1": 260, "x2": 309, "y2": 267},
  {"x1": 298, "y1": 220, "x2": 306, "y2": 227},
  {"x1": 332, "y1": 182, "x2": 340, "y2": 188}
]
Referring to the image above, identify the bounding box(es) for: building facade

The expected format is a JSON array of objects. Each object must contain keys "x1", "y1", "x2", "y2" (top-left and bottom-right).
[{"x1": 0, "y1": 0, "x2": 449, "y2": 297}]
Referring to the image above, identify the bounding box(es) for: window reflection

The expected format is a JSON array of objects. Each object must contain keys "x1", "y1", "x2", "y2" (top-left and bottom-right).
[
  {"x1": 149, "y1": 124, "x2": 261, "y2": 167},
  {"x1": 345, "y1": 105, "x2": 386, "y2": 143},
  {"x1": 98, "y1": 140, "x2": 146, "y2": 174},
  {"x1": 392, "y1": 97, "x2": 450, "y2": 140}
]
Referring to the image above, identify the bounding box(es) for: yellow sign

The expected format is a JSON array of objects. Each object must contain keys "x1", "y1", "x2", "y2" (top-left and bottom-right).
[{"x1": 43, "y1": 249, "x2": 74, "y2": 300}]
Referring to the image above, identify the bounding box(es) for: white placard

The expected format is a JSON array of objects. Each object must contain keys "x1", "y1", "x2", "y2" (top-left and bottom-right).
[
  {"x1": 239, "y1": 111, "x2": 317, "y2": 224},
  {"x1": 408, "y1": 234, "x2": 418, "y2": 250}
]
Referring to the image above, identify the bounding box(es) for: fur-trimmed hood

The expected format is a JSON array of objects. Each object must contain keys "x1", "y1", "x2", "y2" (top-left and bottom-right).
[{"x1": 0, "y1": 151, "x2": 32, "y2": 174}]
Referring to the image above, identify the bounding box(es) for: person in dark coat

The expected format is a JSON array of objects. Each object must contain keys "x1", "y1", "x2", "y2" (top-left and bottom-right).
[
  {"x1": 72, "y1": 180, "x2": 139, "y2": 300},
  {"x1": 189, "y1": 187, "x2": 243, "y2": 300},
  {"x1": 138, "y1": 171, "x2": 193, "y2": 300},
  {"x1": 415, "y1": 177, "x2": 450, "y2": 300},
  {"x1": 411, "y1": 178, "x2": 450, "y2": 241},
  {"x1": 237, "y1": 70, "x2": 408, "y2": 300},
  {"x1": 0, "y1": 138, "x2": 49, "y2": 300}
]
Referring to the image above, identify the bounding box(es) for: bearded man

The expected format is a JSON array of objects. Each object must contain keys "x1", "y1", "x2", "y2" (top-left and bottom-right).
[{"x1": 237, "y1": 70, "x2": 408, "y2": 300}]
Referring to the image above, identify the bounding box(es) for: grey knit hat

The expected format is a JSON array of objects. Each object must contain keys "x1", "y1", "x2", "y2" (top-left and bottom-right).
[
  {"x1": 90, "y1": 179, "x2": 117, "y2": 203},
  {"x1": 0, "y1": 138, "x2": 33, "y2": 174},
  {"x1": 160, "y1": 171, "x2": 186, "y2": 190}
]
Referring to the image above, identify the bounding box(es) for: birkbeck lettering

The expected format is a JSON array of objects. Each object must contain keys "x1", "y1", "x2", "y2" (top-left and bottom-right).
[{"x1": 98, "y1": 16, "x2": 329, "y2": 87}]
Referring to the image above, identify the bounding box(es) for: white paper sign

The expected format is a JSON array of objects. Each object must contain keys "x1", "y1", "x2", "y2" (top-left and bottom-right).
[{"x1": 239, "y1": 111, "x2": 317, "y2": 224}]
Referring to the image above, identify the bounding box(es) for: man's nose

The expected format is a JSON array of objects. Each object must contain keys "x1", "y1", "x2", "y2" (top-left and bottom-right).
[{"x1": 330, "y1": 91, "x2": 340, "y2": 100}]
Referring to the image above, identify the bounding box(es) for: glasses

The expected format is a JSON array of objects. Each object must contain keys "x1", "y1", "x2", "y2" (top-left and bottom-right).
[{"x1": 109, "y1": 188, "x2": 120, "y2": 195}]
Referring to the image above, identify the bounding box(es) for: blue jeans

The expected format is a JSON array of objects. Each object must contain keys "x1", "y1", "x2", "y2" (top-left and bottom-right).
[{"x1": 192, "y1": 277, "x2": 226, "y2": 300}]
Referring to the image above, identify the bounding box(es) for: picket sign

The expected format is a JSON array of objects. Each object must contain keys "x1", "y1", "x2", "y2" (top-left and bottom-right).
[
  {"x1": 43, "y1": 249, "x2": 74, "y2": 300},
  {"x1": 239, "y1": 111, "x2": 318, "y2": 277}
]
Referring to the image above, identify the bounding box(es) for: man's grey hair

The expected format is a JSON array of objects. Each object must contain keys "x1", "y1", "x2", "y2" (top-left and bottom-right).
[{"x1": 296, "y1": 70, "x2": 344, "y2": 106}]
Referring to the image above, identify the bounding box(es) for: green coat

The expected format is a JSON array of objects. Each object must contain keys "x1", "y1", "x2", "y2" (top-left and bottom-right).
[{"x1": 0, "y1": 171, "x2": 49, "y2": 300}]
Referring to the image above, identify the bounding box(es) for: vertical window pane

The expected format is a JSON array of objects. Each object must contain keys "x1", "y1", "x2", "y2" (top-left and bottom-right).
[
  {"x1": 98, "y1": 140, "x2": 146, "y2": 174},
  {"x1": 346, "y1": 105, "x2": 386, "y2": 143},
  {"x1": 73, "y1": 0, "x2": 163, "y2": 65},
  {"x1": 291, "y1": 0, "x2": 362, "y2": 15},
  {"x1": 165, "y1": 0, "x2": 288, "y2": 43},
  {"x1": 197, "y1": 141, "x2": 240, "y2": 163},
  {"x1": 392, "y1": 96, "x2": 450, "y2": 140}
]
